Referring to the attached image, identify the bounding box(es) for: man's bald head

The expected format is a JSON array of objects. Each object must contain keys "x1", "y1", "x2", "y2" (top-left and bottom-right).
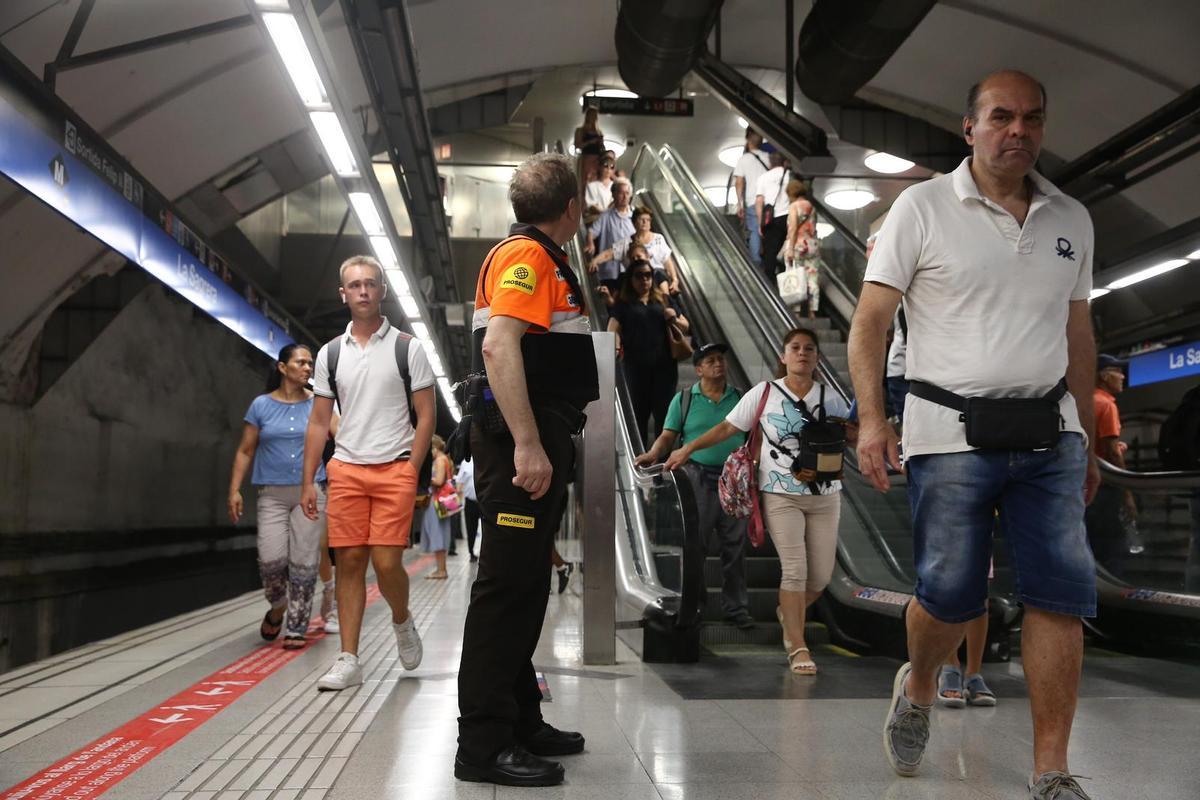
[{"x1": 967, "y1": 70, "x2": 1047, "y2": 122}]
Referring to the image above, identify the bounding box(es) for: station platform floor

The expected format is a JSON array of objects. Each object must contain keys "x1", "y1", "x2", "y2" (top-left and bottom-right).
[{"x1": 2, "y1": 549, "x2": 1198, "y2": 800}]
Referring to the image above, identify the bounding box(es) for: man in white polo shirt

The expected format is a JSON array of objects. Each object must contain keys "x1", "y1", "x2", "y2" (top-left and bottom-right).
[
  {"x1": 300, "y1": 255, "x2": 436, "y2": 691},
  {"x1": 848, "y1": 71, "x2": 1100, "y2": 800}
]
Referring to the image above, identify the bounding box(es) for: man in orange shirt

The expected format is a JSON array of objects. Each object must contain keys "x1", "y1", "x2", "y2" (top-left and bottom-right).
[
  {"x1": 455, "y1": 153, "x2": 599, "y2": 787},
  {"x1": 1087, "y1": 353, "x2": 1136, "y2": 567}
]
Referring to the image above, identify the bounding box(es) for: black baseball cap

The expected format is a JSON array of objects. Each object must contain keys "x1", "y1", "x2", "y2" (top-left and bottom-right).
[
  {"x1": 693, "y1": 342, "x2": 729, "y2": 365},
  {"x1": 1097, "y1": 354, "x2": 1127, "y2": 371}
]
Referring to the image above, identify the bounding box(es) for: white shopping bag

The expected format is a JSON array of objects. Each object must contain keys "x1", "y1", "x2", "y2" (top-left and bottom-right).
[{"x1": 776, "y1": 267, "x2": 808, "y2": 305}]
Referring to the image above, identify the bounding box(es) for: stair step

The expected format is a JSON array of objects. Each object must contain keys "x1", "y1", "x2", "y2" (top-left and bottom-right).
[{"x1": 703, "y1": 556, "x2": 781, "y2": 588}]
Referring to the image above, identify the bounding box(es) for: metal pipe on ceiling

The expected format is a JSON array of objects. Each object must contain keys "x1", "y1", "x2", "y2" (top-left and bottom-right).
[
  {"x1": 794, "y1": 0, "x2": 935, "y2": 105},
  {"x1": 615, "y1": 0, "x2": 724, "y2": 98}
]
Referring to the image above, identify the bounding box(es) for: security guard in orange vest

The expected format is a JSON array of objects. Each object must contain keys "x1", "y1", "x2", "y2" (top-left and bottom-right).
[{"x1": 454, "y1": 154, "x2": 599, "y2": 787}]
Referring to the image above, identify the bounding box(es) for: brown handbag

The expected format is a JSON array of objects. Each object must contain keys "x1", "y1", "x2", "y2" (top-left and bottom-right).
[{"x1": 667, "y1": 320, "x2": 693, "y2": 361}]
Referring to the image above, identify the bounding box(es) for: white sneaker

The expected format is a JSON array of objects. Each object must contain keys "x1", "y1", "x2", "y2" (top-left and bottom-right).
[
  {"x1": 322, "y1": 610, "x2": 340, "y2": 634},
  {"x1": 394, "y1": 615, "x2": 423, "y2": 670},
  {"x1": 316, "y1": 652, "x2": 362, "y2": 691}
]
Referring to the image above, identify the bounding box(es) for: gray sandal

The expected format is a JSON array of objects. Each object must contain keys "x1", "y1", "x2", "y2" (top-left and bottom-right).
[
  {"x1": 964, "y1": 673, "x2": 997, "y2": 706},
  {"x1": 937, "y1": 665, "x2": 966, "y2": 708}
]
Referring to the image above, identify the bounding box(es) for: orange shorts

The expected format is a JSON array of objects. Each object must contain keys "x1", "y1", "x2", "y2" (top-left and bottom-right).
[{"x1": 326, "y1": 458, "x2": 417, "y2": 548}]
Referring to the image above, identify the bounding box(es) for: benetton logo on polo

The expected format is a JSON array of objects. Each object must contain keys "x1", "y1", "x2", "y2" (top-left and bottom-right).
[
  {"x1": 1055, "y1": 237, "x2": 1075, "y2": 261},
  {"x1": 497, "y1": 512, "x2": 535, "y2": 529}
]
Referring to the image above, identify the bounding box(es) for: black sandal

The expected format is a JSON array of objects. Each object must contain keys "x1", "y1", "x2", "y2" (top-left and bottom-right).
[
  {"x1": 260, "y1": 609, "x2": 284, "y2": 641},
  {"x1": 282, "y1": 635, "x2": 306, "y2": 650}
]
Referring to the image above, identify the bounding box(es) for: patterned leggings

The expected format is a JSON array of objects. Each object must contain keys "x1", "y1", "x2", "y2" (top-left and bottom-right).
[
  {"x1": 792, "y1": 251, "x2": 822, "y2": 313},
  {"x1": 256, "y1": 484, "x2": 325, "y2": 637}
]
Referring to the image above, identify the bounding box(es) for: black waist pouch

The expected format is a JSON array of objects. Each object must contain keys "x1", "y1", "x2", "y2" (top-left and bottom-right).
[
  {"x1": 962, "y1": 397, "x2": 1062, "y2": 450},
  {"x1": 911, "y1": 378, "x2": 1068, "y2": 451}
]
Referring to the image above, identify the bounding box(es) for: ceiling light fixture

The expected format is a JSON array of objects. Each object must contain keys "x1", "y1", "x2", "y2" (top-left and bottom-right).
[
  {"x1": 815, "y1": 222, "x2": 835, "y2": 239},
  {"x1": 864, "y1": 152, "x2": 915, "y2": 174},
  {"x1": 718, "y1": 145, "x2": 744, "y2": 168},
  {"x1": 603, "y1": 139, "x2": 626, "y2": 157},
  {"x1": 369, "y1": 236, "x2": 399, "y2": 269},
  {"x1": 1187, "y1": 248, "x2": 1200, "y2": 260},
  {"x1": 399, "y1": 296, "x2": 420, "y2": 318},
  {"x1": 824, "y1": 189, "x2": 876, "y2": 210},
  {"x1": 1106, "y1": 259, "x2": 1189, "y2": 289},
  {"x1": 384, "y1": 268, "x2": 409, "y2": 296},
  {"x1": 1088, "y1": 288, "x2": 1111, "y2": 301},
  {"x1": 348, "y1": 192, "x2": 384, "y2": 236},
  {"x1": 737, "y1": 116, "x2": 748, "y2": 129},
  {"x1": 309, "y1": 111, "x2": 358, "y2": 176},
  {"x1": 411, "y1": 321, "x2": 430, "y2": 340},
  {"x1": 580, "y1": 88, "x2": 637, "y2": 108},
  {"x1": 261, "y1": 13, "x2": 328, "y2": 107}
]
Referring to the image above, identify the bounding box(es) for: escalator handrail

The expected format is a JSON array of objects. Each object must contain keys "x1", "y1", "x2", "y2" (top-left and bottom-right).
[
  {"x1": 565, "y1": 233, "x2": 705, "y2": 631},
  {"x1": 1098, "y1": 459, "x2": 1200, "y2": 490},
  {"x1": 648, "y1": 144, "x2": 854, "y2": 405}
]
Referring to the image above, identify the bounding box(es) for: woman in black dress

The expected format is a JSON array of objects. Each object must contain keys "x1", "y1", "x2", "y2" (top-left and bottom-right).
[{"x1": 606, "y1": 259, "x2": 689, "y2": 445}]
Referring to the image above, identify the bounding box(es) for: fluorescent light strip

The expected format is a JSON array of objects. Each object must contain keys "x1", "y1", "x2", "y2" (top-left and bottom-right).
[
  {"x1": 412, "y1": 322, "x2": 430, "y2": 340},
  {"x1": 262, "y1": 13, "x2": 328, "y2": 108},
  {"x1": 349, "y1": 192, "x2": 385, "y2": 236},
  {"x1": 1088, "y1": 288, "x2": 1111, "y2": 301},
  {"x1": 1106, "y1": 259, "x2": 1189, "y2": 289},
  {"x1": 384, "y1": 268, "x2": 409, "y2": 295},
  {"x1": 399, "y1": 296, "x2": 420, "y2": 317},
  {"x1": 369, "y1": 236, "x2": 399, "y2": 269},
  {"x1": 310, "y1": 111, "x2": 358, "y2": 176},
  {"x1": 1187, "y1": 249, "x2": 1200, "y2": 260}
]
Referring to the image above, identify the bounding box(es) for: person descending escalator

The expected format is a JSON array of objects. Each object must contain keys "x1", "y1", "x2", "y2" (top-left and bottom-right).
[
  {"x1": 665, "y1": 328, "x2": 855, "y2": 673},
  {"x1": 607, "y1": 259, "x2": 691, "y2": 447}
]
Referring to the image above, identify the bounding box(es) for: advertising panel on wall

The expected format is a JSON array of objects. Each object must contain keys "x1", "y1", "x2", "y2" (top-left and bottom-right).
[{"x1": 0, "y1": 50, "x2": 295, "y2": 358}]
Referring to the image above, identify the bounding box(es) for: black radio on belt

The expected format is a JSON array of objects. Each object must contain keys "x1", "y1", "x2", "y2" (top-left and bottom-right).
[{"x1": 461, "y1": 372, "x2": 510, "y2": 437}]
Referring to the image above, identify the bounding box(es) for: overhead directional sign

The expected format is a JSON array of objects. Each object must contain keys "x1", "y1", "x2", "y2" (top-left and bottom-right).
[
  {"x1": 1128, "y1": 340, "x2": 1200, "y2": 387},
  {"x1": 0, "y1": 51, "x2": 295, "y2": 358},
  {"x1": 584, "y1": 95, "x2": 694, "y2": 117}
]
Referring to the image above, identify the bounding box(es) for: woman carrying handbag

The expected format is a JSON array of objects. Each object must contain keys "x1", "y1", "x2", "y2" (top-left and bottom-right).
[
  {"x1": 607, "y1": 259, "x2": 690, "y2": 446},
  {"x1": 665, "y1": 328, "x2": 856, "y2": 675},
  {"x1": 420, "y1": 435, "x2": 456, "y2": 579}
]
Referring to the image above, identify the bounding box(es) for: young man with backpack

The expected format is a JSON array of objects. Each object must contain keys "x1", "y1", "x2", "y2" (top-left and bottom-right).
[
  {"x1": 636, "y1": 343, "x2": 753, "y2": 629},
  {"x1": 301, "y1": 255, "x2": 436, "y2": 691}
]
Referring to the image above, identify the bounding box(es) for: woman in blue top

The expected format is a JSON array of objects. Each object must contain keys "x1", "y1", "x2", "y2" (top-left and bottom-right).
[{"x1": 228, "y1": 343, "x2": 327, "y2": 649}]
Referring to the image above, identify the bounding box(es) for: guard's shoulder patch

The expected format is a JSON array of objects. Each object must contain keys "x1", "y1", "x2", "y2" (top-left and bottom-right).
[
  {"x1": 498, "y1": 263, "x2": 537, "y2": 295},
  {"x1": 496, "y1": 512, "x2": 535, "y2": 529}
]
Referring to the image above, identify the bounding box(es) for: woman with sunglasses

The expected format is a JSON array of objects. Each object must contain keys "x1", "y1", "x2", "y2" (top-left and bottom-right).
[
  {"x1": 665, "y1": 328, "x2": 856, "y2": 675},
  {"x1": 607, "y1": 258, "x2": 689, "y2": 445}
]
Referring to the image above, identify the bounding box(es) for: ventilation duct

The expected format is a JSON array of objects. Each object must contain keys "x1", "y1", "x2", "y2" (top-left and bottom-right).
[
  {"x1": 794, "y1": 0, "x2": 934, "y2": 105},
  {"x1": 615, "y1": 0, "x2": 723, "y2": 98}
]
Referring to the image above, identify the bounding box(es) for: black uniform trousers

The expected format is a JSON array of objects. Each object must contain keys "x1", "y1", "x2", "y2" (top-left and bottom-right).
[{"x1": 456, "y1": 412, "x2": 576, "y2": 763}]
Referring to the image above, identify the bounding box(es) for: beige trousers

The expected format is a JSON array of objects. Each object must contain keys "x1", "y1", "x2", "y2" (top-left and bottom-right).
[{"x1": 762, "y1": 491, "x2": 841, "y2": 593}]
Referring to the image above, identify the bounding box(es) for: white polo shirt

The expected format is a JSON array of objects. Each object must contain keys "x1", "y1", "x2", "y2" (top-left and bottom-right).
[
  {"x1": 732, "y1": 148, "x2": 769, "y2": 206},
  {"x1": 312, "y1": 318, "x2": 435, "y2": 465},
  {"x1": 864, "y1": 157, "x2": 1094, "y2": 457},
  {"x1": 755, "y1": 167, "x2": 790, "y2": 218}
]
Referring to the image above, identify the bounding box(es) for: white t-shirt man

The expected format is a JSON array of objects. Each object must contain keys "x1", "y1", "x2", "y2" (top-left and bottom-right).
[
  {"x1": 584, "y1": 179, "x2": 612, "y2": 212},
  {"x1": 864, "y1": 157, "x2": 1094, "y2": 458},
  {"x1": 732, "y1": 148, "x2": 769, "y2": 207},
  {"x1": 312, "y1": 318, "x2": 435, "y2": 464},
  {"x1": 726, "y1": 380, "x2": 851, "y2": 496},
  {"x1": 886, "y1": 307, "x2": 907, "y2": 380},
  {"x1": 755, "y1": 166, "x2": 791, "y2": 220}
]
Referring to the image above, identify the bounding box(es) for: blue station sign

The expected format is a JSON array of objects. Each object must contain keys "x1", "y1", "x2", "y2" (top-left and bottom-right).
[
  {"x1": 1128, "y1": 340, "x2": 1200, "y2": 387},
  {"x1": 0, "y1": 53, "x2": 294, "y2": 358}
]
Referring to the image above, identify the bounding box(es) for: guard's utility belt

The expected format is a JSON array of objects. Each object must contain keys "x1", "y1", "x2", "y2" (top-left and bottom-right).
[
  {"x1": 447, "y1": 374, "x2": 588, "y2": 463},
  {"x1": 908, "y1": 378, "x2": 1067, "y2": 451}
]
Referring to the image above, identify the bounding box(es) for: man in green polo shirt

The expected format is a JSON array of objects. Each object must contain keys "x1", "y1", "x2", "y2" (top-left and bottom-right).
[{"x1": 636, "y1": 343, "x2": 753, "y2": 629}]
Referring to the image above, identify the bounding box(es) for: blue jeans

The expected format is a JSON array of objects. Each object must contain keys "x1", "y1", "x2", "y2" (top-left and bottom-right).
[
  {"x1": 744, "y1": 205, "x2": 761, "y2": 266},
  {"x1": 906, "y1": 433, "x2": 1096, "y2": 623}
]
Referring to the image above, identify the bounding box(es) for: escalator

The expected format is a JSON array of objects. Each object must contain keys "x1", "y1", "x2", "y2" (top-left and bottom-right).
[{"x1": 629, "y1": 142, "x2": 1200, "y2": 656}]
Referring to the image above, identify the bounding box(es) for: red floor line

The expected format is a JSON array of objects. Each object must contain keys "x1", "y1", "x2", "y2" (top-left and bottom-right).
[{"x1": 1, "y1": 554, "x2": 438, "y2": 800}]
